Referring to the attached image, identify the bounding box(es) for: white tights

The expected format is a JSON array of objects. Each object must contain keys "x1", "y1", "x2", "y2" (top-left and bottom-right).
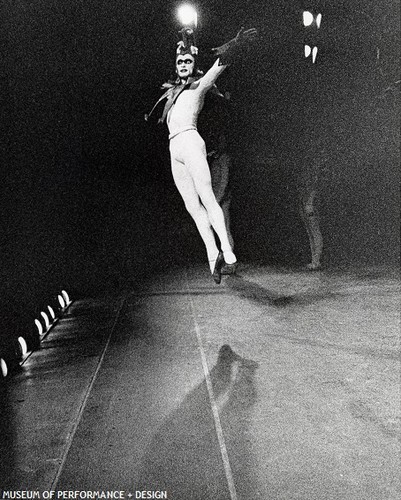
[{"x1": 169, "y1": 130, "x2": 236, "y2": 268}]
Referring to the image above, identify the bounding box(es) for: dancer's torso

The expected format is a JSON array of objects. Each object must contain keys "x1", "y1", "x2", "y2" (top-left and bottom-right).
[{"x1": 167, "y1": 82, "x2": 206, "y2": 138}]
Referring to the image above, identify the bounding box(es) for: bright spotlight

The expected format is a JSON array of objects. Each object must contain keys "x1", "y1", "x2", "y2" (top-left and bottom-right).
[
  {"x1": 35, "y1": 318, "x2": 44, "y2": 336},
  {"x1": 304, "y1": 44, "x2": 311, "y2": 58},
  {"x1": 303, "y1": 11, "x2": 314, "y2": 27},
  {"x1": 316, "y1": 13, "x2": 322, "y2": 28},
  {"x1": 178, "y1": 4, "x2": 198, "y2": 27},
  {"x1": 18, "y1": 336, "x2": 28, "y2": 357},
  {"x1": 0, "y1": 358, "x2": 8, "y2": 377}
]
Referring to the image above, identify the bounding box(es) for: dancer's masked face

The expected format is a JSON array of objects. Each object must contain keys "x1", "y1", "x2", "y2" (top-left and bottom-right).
[{"x1": 176, "y1": 54, "x2": 195, "y2": 79}]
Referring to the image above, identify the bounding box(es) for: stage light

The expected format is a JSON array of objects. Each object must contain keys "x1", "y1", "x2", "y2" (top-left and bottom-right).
[
  {"x1": 35, "y1": 318, "x2": 44, "y2": 336},
  {"x1": 58, "y1": 294, "x2": 66, "y2": 309},
  {"x1": 61, "y1": 290, "x2": 71, "y2": 307},
  {"x1": 17, "y1": 314, "x2": 41, "y2": 352},
  {"x1": 49, "y1": 294, "x2": 64, "y2": 315},
  {"x1": 18, "y1": 336, "x2": 28, "y2": 357},
  {"x1": 1, "y1": 358, "x2": 8, "y2": 378},
  {"x1": 303, "y1": 11, "x2": 322, "y2": 28},
  {"x1": 304, "y1": 44, "x2": 318, "y2": 63},
  {"x1": 13, "y1": 338, "x2": 24, "y2": 360},
  {"x1": 312, "y1": 46, "x2": 318, "y2": 63},
  {"x1": 40, "y1": 311, "x2": 50, "y2": 331},
  {"x1": 178, "y1": 4, "x2": 198, "y2": 27},
  {"x1": 48, "y1": 305, "x2": 56, "y2": 321},
  {"x1": 0, "y1": 339, "x2": 24, "y2": 374},
  {"x1": 303, "y1": 11, "x2": 314, "y2": 27}
]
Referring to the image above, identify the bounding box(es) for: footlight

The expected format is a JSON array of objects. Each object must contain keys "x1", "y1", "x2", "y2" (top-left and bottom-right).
[
  {"x1": 58, "y1": 293, "x2": 66, "y2": 309},
  {"x1": 41, "y1": 311, "x2": 51, "y2": 332},
  {"x1": 47, "y1": 304, "x2": 56, "y2": 322},
  {"x1": 17, "y1": 336, "x2": 28, "y2": 358},
  {"x1": 61, "y1": 290, "x2": 72, "y2": 307},
  {"x1": 35, "y1": 318, "x2": 44, "y2": 336},
  {"x1": 0, "y1": 357, "x2": 8, "y2": 378}
]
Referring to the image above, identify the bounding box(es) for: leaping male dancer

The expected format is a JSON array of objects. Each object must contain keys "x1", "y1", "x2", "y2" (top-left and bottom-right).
[{"x1": 146, "y1": 27, "x2": 257, "y2": 283}]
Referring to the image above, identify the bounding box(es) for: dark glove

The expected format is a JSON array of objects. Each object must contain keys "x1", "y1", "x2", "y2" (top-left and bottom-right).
[{"x1": 211, "y1": 27, "x2": 257, "y2": 66}]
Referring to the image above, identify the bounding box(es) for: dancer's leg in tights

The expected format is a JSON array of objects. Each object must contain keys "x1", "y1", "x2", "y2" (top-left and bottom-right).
[
  {"x1": 178, "y1": 132, "x2": 236, "y2": 264},
  {"x1": 170, "y1": 156, "x2": 219, "y2": 272}
]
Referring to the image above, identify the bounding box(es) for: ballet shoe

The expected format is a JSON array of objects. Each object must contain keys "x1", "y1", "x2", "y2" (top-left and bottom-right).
[
  {"x1": 221, "y1": 261, "x2": 238, "y2": 275},
  {"x1": 221, "y1": 250, "x2": 237, "y2": 275},
  {"x1": 210, "y1": 251, "x2": 225, "y2": 284}
]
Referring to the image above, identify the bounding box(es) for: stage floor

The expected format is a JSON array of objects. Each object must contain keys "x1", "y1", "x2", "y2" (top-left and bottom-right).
[{"x1": 1, "y1": 264, "x2": 400, "y2": 499}]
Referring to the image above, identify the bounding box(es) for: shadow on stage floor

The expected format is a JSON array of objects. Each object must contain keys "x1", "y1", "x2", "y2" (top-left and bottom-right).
[{"x1": 134, "y1": 345, "x2": 259, "y2": 500}]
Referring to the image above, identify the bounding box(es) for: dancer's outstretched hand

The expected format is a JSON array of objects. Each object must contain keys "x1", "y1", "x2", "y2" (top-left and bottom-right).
[
  {"x1": 211, "y1": 27, "x2": 258, "y2": 56},
  {"x1": 235, "y1": 27, "x2": 258, "y2": 43}
]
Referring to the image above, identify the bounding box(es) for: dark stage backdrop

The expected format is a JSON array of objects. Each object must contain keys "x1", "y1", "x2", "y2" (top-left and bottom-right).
[{"x1": 1, "y1": 0, "x2": 399, "y2": 306}]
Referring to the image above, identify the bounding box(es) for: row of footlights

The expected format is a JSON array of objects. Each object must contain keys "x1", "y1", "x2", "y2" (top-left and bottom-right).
[{"x1": 0, "y1": 290, "x2": 72, "y2": 379}]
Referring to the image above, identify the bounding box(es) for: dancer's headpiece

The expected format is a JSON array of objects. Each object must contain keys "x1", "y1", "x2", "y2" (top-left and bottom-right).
[{"x1": 176, "y1": 28, "x2": 198, "y2": 57}]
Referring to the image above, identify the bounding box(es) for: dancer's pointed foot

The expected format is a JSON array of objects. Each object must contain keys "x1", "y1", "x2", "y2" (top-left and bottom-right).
[
  {"x1": 221, "y1": 250, "x2": 237, "y2": 275},
  {"x1": 222, "y1": 250, "x2": 236, "y2": 264},
  {"x1": 209, "y1": 251, "x2": 225, "y2": 284}
]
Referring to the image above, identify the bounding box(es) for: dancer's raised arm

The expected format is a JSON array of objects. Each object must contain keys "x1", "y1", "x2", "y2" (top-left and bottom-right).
[{"x1": 198, "y1": 27, "x2": 258, "y2": 92}]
